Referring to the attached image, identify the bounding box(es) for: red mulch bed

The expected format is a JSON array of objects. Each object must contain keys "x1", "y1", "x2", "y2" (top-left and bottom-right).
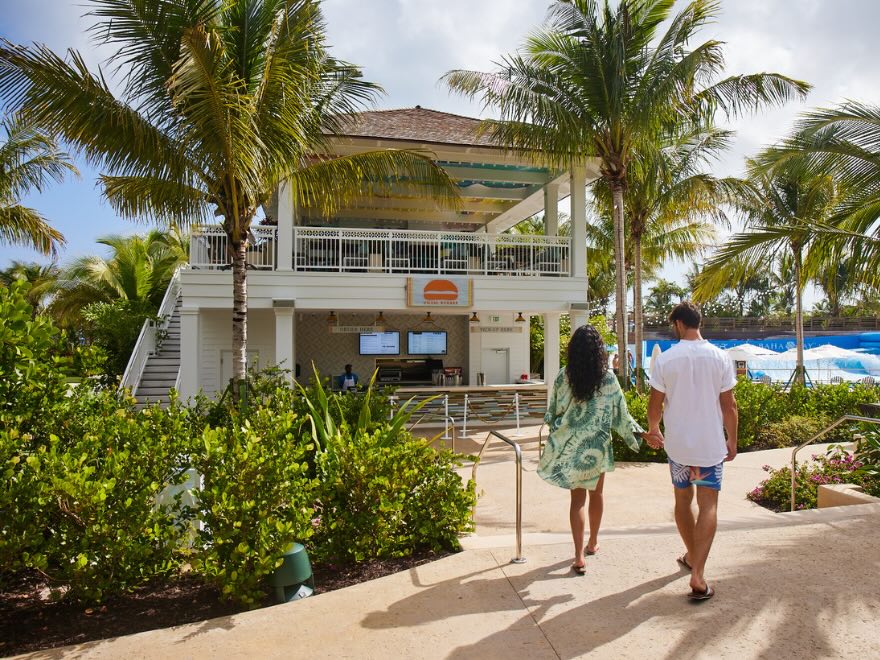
[{"x1": 0, "y1": 550, "x2": 451, "y2": 657}]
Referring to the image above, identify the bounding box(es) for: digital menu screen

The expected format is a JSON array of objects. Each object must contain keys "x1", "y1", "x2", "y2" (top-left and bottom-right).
[
  {"x1": 407, "y1": 331, "x2": 447, "y2": 355},
  {"x1": 359, "y1": 331, "x2": 400, "y2": 355}
]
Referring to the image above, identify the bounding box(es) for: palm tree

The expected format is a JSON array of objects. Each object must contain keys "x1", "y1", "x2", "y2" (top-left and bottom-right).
[
  {"x1": 0, "y1": 116, "x2": 75, "y2": 256},
  {"x1": 444, "y1": 0, "x2": 809, "y2": 386},
  {"x1": 757, "y1": 102, "x2": 880, "y2": 284},
  {"x1": 0, "y1": 260, "x2": 61, "y2": 314},
  {"x1": 51, "y1": 230, "x2": 188, "y2": 328},
  {"x1": 693, "y1": 163, "x2": 838, "y2": 385},
  {"x1": 0, "y1": 1, "x2": 456, "y2": 402},
  {"x1": 592, "y1": 126, "x2": 732, "y2": 388}
]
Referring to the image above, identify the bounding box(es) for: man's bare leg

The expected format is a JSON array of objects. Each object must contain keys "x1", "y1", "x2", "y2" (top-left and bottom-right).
[
  {"x1": 586, "y1": 474, "x2": 605, "y2": 553},
  {"x1": 689, "y1": 486, "x2": 719, "y2": 592},
  {"x1": 673, "y1": 485, "x2": 696, "y2": 565},
  {"x1": 570, "y1": 488, "x2": 587, "y2": 568}
]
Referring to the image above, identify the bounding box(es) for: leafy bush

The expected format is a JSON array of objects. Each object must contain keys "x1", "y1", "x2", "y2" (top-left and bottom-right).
[
  {"x1": 747, "y1": 446, "x2": 868, "y2": 511},
  {"x1": 753, "y1": 414, "x2": 830, "y2": 451},
  {"x1": 312, "y1": 425, "x2": 475, "y2": 563},
  {"x1": 2, "y1": 389, "x2": 193, "y2": 601},
  {"x1": 191, "y1": 405, "x2": 316, "y2": 608},
  {"x1": 855, "y1": 430, "x2": 880, "y2": 497},
  {"x1": 82, "y1": 299, "x2": 158, "y2": 380}
]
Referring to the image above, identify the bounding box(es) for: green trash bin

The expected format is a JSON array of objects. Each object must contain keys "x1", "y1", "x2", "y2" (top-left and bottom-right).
[{"x1": 271, "y1": 542, "x2": 314, "y2": 603}]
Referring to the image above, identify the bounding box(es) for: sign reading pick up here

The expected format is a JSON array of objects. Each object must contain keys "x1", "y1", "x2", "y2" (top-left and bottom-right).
[{"x1": 407, "y1": 276, "x2": 472, "y2": 307}]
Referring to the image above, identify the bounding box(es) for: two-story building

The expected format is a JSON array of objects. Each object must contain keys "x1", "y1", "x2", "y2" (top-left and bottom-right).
[{"x1": 123, "y1": 107, "x2": 601, "y2": 405}]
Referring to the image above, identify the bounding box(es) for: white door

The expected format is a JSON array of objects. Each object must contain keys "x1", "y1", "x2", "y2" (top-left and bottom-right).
[
  {"x1": 481, "y1": 348, "x2": 509, "y2": 385},
  {"x1": 221, "y1": 350, "x2": 260, "y2": 386}
]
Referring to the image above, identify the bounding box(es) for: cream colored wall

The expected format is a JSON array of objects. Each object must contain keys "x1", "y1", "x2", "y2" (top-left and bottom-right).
[
  {"x1": 466, "y1": 312, "x2": 531, "y2": 385},
  {"x1": 198, "y1": 309, "x2": 277, "y2": 396},
  {"x1": 296, "y1": 312, "x2": 469, "y2": 385}
]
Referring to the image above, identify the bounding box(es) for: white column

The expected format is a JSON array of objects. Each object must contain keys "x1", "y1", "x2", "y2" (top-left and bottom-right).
[
  {"x1": 467, "y1": 314, "x2": 482, "y2": 386},
  {"x1": 570, "y1": 165, "x2": 587, "y2": 278},
  {"x1": 544, "y1": 182, "x2": 559, "y2": 235},
  {"x1": 274, "y1": 304, "x2": 295, "y2": 381},
  {"x1": 543, "y1": 312, "x2": 561, "y2": 388},
  {"x1": 570, "y1": 310, "x2": 588, "y2": 332},
  {"x1": 178, "y1": 307, "x2": 200, "y2": 400},
  {"x1": 276, "y1": 180, "x2": 294, "y2": 271}
]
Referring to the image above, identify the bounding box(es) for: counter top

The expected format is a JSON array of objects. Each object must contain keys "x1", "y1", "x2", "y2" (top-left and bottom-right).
[{"x1": 396, "y1": 383, "x2": 546, "y2": 394}]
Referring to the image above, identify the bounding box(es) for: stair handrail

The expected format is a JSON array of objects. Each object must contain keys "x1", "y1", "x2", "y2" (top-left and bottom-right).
[
  {"x1": 790, "y1": 413, "x2": 880, "y2": 511},
  {"x1": 471, "y1": 430, "x2": 525, "y2": 564},
  {"x1": 120, "y1": 267, "x2": 183, "y2": 393}
]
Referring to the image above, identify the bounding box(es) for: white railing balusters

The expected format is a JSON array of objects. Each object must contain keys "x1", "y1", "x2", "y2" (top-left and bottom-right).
[{"x1": 191, "y1": 225, "x2": 571, "y2": 277}]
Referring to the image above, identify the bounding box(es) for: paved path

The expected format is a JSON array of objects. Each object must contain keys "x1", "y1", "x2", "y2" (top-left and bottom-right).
[{"x1": 21, "y1": 432, "x2": 879, "y2": 660}]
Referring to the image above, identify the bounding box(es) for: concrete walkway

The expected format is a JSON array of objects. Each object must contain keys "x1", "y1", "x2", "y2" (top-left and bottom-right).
[{"x1": 20, "y1": 432, "x2": 880, "y2": 659}]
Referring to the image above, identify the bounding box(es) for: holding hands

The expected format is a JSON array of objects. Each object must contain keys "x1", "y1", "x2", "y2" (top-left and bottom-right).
[{"x1": 643, "y1": 428, "x2": 664, "y2": 450}]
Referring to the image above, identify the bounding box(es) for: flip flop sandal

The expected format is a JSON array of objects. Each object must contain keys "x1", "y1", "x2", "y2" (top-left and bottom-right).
[
  {"x1": 585, "y1": 546, "x2": 599, "y2": 556},
  {"x1": 571, "y1": 563, "x2": 586, "y2": 575},
  {"x1": 688, "y1": 585, "x2": 714, "y2": 601},
  {"x1": 677, "y1": 555, "x2": 692, "y2": 571}
]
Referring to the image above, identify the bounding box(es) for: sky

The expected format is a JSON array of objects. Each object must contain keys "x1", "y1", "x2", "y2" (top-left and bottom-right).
[{"x1": 2, "y1": 0, "x2": 880, "y2": 303}]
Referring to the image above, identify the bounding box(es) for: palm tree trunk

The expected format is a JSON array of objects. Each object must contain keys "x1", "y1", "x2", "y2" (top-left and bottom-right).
[
  {"x1": 633, "y1": 234, "x2": 644, "y2": 392},
  {"x1": 231, "y1": 237, "x2": 248, "y2": 402},
  {"x1": 794, "y1": 245, "x2": 805, "y2": 387},
  {"x1": 611, "y1": 181, "x2": 628, "y2": 388}
]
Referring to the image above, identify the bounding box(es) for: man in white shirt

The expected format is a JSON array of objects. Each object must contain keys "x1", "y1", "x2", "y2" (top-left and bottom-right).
[{"x1": 645, "y1": 302, "x2": 739, "y2": 601}]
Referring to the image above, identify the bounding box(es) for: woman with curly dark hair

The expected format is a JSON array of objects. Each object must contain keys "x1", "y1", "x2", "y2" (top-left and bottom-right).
[{"x1": 537, "y1": 324, "x2": 643, "y2": 574}]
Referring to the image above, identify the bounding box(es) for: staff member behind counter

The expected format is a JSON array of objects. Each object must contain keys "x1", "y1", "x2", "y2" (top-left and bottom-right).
[{"x1": 336, "y1": 364, "x2": 360, "y2": 391}]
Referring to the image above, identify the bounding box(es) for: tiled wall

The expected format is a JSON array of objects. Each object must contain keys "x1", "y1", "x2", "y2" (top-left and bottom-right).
[{"x1": 295, "y1": 312, "x2": 469, "y2": 384}]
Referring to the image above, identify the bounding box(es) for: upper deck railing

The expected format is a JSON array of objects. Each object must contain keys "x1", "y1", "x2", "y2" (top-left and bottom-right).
[{"x1": 189, "y1": 225, "x2": 572, "y2": 277}]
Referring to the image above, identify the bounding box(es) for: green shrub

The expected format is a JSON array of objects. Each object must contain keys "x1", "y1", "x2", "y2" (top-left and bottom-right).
[
  {"x1": 855, "y1": 430, "x2": 880, "y2": 497},
  {"x1": 312, "y1": 425, "x2": 475, "y2": 563},
  {"x1": 191, "y1": 405, "x2": 316, "y2": 608},
  {"x1": 747, "y1": 446, "x2": 868, "y2": 511},
  {"x1": 81, "y1": 299, "x2": 158, "y2": 380},
  {"x1": 2, "y1": 388, "x2": 193, "y2": 601},
  {"x1": 753, "y1": 414, "x2": 830, "y2": 451}
]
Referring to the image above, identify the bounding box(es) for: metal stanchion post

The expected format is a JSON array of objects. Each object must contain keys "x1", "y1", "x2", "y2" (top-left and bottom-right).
[
  {"x1": 442, "y1": 394, "x2": 450, "y2": 440},
  {"x1": 514, "y1": 392, "x2": 520, "y2": 432},
  {"x1": 463, "y1": 393, "x2": 468, "y2": 437}
]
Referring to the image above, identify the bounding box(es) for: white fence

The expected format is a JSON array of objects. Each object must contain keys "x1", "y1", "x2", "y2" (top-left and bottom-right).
[
  {"x1": 294, "y1": 227, "x2": 570, "y2": 276},
  {"x1": 190, "y1": 225, "x2": 277, "y2": 270},
  {"x1": 190, "y1": 225, "x2": 571, "y2": 276}
]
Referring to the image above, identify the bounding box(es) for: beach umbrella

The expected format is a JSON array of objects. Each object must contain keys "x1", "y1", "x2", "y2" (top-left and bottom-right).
[{"x1": 725, "y1": 343, "x2": 779, "y2": 362}]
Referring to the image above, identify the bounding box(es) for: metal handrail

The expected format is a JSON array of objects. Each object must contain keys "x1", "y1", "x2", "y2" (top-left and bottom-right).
[
  {"x1": 790, "y1": 413, "x2": 880, "y2": 511},
  {"x1": 471, "y1": 430, "x2": 525, "y2": 564},
  {"x1": 538, "y1": 423, "x2": 548, "y2": 457}
]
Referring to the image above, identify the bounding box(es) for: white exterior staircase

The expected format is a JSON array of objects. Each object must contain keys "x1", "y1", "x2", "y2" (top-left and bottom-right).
[
  {"x1": 121, "y1": 268, "x2": 183, "y2": 409},
  {"x1": 133, "y1": 301, "x2": 181, "y2": 408}
]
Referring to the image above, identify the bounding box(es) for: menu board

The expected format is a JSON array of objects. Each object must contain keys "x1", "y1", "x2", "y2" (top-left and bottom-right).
[
  {"x1": 407, "y1": 331, "x2": 447, "y2": 355},
  {"x1": 359, "y1": 331, "x2": 400, "y2": 355}
]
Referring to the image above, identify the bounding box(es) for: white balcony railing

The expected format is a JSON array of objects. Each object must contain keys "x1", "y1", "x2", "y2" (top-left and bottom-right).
[
  {"x1": 189, "y1": 225, "x2": 277, "y2": 270},
  {"x1": 189, "y1": 225, "x2": 571, "y2": 277},
  {"x1": 293, "y1": 227, "x2": 570, "y2": 277}
]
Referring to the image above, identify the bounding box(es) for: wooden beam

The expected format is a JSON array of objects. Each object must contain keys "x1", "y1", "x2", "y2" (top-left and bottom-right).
[{"x1": 305, "y1": 197, "x2": 516, "y2": 214}]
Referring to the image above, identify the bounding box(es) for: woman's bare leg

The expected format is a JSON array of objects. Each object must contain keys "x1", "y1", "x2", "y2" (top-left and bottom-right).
[
  {"x1": 587, "y1": 473, "x2": 605, "y2": 553},
  {"x1": 570, "y1": 488, "x2": 587, "y2": 566}
]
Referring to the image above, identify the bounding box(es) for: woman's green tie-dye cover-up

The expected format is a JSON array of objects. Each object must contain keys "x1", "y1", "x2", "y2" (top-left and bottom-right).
[{"x1": 538, "y1": 368, "x2": 643, "y2": 491}]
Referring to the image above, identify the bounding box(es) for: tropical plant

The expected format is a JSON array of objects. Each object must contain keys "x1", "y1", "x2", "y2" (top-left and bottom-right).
[
  {"x1": 757, "y1": 102, "x2": 880, "y2": 286},
  {"x1": 694, "y1": 162, "x2": 838, "y2": 384},
  {"x1": 444, "y1": 0, "x2": 809, "y2": 387},
  {"x1": 0, "y1": 116, "x2": 75, "y2": 256},
  {"x1": 0, "y1": 0, "x2": 456, "y2": 403},
  {"x1": 0, "y1": 260, "x2": 61, "y2": 314},
  {"x1": 644, "y1": 279, "x2": 688, "y2": 320}
]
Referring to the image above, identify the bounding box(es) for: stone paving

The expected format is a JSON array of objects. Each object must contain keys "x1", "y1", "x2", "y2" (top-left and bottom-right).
[{"x1": 19, "y1": 426, "x2": 880, "y2": 659}]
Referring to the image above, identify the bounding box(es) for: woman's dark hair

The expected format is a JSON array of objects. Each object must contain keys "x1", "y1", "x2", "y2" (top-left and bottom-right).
[{"x1": 566, "y1": 325, "x2": 608, "y2": 402}]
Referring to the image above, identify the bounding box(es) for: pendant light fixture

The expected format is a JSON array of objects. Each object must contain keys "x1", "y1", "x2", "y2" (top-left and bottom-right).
[
  {"x1": 515, "y1": 312, "x2": 526, "y2": 323},
  {"x1": 469, "y1": 311, "x2": 480, "y2": 323},
  {"x1": 326, "y1": 310, "x2": 338, "y2": 326},
  {"x1": 375, "y1": 311, "x2": 386, "y2": 327}
]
